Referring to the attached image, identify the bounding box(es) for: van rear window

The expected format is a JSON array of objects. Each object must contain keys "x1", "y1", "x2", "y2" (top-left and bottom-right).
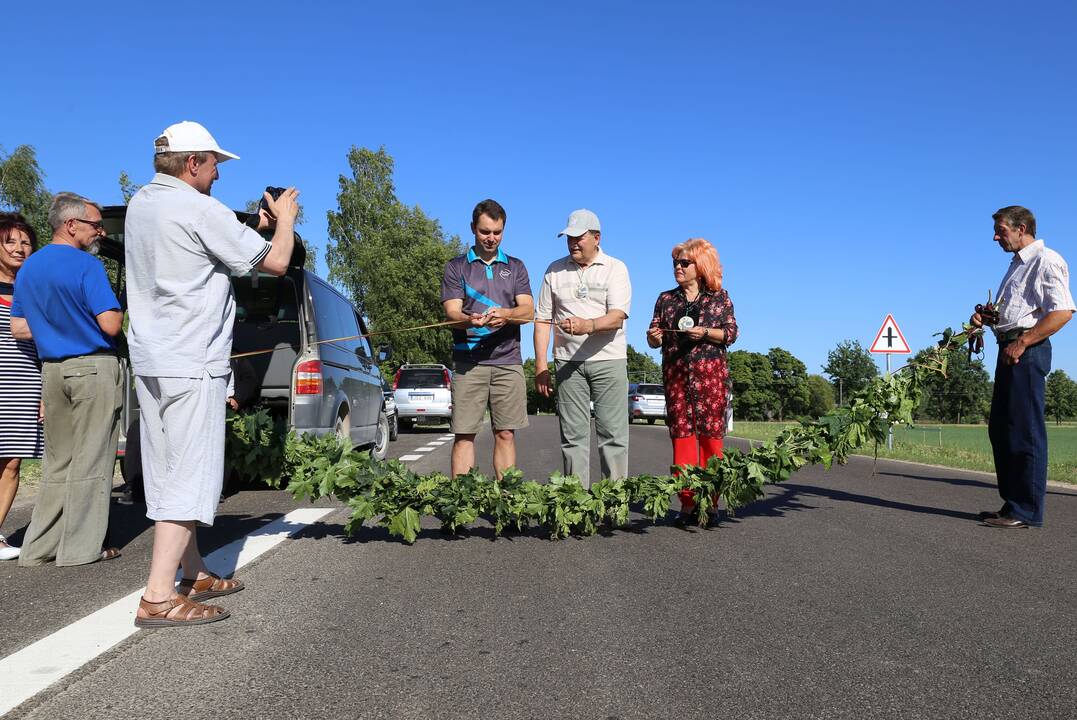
[
  {"x1": 397, "y1": 369, "x2": 448, "y2": 389},
  {"x1": 233, "y1": 275, "x2": 299, "y2": 324},
  {"x1": 636, "y1": 384, "x2": 664, "y2": 396}
]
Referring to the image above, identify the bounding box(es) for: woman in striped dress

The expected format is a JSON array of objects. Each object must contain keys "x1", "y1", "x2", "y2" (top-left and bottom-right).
[{"x1": 0, "y1": 213, "x2": 43, "y2": 560}]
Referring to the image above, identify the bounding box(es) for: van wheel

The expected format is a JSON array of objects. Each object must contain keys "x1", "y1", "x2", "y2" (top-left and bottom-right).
[
  {"x1": 648, "y1": 418, "x2": 656, "y2": 425},
  {"x1": 371, "y1": 412, "x2": 390, "y2": 461},
  {"x1": 400, "y1": 417, "x2": 414, "y2": 432},
  {"x1": 388, "y1": 413, "x2": 398, "y2": 441},
  {"x1": 335, "y1": 410, "x2": 351, "y2": 442}
]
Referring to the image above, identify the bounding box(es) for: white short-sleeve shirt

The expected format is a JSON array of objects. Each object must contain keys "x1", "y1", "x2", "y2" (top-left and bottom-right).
[
  {"x1": 536, "y1": 248, "x2": 632, "y2": 362},
  {"x1": 124, "y1": 173, "x2": 272, "y2": 377},
  {"x1": 994, "y1": 239, "x2": 1076, "y2": 335}
]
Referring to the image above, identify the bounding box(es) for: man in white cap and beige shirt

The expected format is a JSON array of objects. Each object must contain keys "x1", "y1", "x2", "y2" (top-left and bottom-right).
[
  {"x1": 125, "y1": 121, "x2": 299, "y2": 626},
  {"x1": 534, "y1": 209, "x2": 632, "y2": 487}
]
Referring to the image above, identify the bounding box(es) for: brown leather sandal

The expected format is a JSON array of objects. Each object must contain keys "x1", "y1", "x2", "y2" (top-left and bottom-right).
[
  {"x1": 134, "y1": 595, "x2": 230, "y2": 628},
  {"x1": 177, "y1": 572, "x2": 245, "y2": 602}
]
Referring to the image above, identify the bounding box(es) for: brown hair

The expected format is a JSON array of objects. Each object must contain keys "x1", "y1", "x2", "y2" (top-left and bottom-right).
[
  {"x1": 471, "y1": 198, "x2": 506, "y2": 226},
  {"x1": 672, "y1": 237, "x2": 723, "y2": 292},
  {"x1": 993, "y1": 206, "x2": 1036, "y2": 237}
]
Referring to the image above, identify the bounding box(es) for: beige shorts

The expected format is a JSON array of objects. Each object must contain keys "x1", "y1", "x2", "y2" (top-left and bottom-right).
[{"x1": 450, "y1": 362, "x2": 529, "y2": 434}]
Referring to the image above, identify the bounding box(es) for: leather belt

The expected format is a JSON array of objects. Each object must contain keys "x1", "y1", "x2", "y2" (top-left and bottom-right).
[{"x1": 996, "y1": 328, "x2": 1029, "y2": 343}]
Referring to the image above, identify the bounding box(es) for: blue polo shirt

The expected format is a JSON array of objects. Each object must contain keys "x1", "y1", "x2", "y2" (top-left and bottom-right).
[
  {"x1": 441, "y1": 247, "x2": 532, "y2": 365},
  {"x1": 11, "y1": 244, "x2": 120, "y2": 361}
]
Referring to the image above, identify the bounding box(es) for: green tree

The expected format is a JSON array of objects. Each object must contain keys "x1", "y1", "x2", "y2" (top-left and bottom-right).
[
  {"x1": 118, "y1": 171, "x2": 142, "y2": 204},
  {"x1": 912, "y1": 345, "x2": 992, "y2": 423},
  {"x1": 523, "y1": 357, "x2": 556, "y2": 415},
  {"x1": 627, "y1": 344, "x2": 662, "y2": 385},
  {"x1": 728, "y1": 350, "x2": 776, "y2": 421},
  {"x1": 822, "y1": 339, "x2": 879, "y2": 405},
  {"x1": 806, "y1": 374, "x2": 835, "y2": 418},
  {"x1": 325, "y1": 146, "x2": 462, "y2": 373},
  {"x1": 767, "y1": 346, "x2": 811, "y2": 420},
  {"x1": 1045, "y1": 370, "x2": 1077, "y2": 425},
  {"x1": 0, "y1": 145, "x2": 52, "y2": 245}
]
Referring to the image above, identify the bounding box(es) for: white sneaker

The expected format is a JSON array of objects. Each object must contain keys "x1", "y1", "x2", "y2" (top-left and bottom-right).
[{"x1": 0, "y1": 535, "x2": 20, "y2": 560}]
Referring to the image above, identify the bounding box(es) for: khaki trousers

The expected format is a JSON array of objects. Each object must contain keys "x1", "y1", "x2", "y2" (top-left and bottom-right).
[
  {"x1": 19, "y1": 355, "x2": 122, "y2": 566},
  {"x1": 554, "y1": 359, "x2": 629, "y2": 488}
]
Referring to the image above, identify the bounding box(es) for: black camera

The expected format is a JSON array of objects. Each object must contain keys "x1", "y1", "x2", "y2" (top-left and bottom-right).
[{"x1": 258, "y1": 186, "x2": 287, "y2": 217}]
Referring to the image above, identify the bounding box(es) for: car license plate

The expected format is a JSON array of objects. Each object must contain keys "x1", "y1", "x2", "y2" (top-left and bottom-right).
[{"x1": 410, "y1": 393, "x2": 434, "y2": 401}]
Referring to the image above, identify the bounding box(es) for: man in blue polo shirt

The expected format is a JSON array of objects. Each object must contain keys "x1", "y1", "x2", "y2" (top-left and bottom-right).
[
  {"x1": 441, "y1": 199, "x2": 534, "y2": 479},
  {"x1": 10, "y1": 192, "x2": 123, "y2": 567}
]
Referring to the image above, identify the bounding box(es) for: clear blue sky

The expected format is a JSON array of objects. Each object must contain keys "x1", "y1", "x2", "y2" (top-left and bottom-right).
[{"x1": 5, "y1": 1, "x2": 1076, "y2": 379}]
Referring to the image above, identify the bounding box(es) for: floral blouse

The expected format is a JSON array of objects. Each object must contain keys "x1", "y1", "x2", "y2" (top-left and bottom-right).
[{"x1": 649, "y1": 287, "x2": 738, "y2": 361}]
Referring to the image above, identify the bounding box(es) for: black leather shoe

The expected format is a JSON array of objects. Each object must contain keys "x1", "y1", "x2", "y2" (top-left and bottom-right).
[
  {"x1": 978, "y1": 506, "x2": 1007, "y2": 520},
  {"x1": 983, "y1": 515, "x2": 1030, "y2": 529}
]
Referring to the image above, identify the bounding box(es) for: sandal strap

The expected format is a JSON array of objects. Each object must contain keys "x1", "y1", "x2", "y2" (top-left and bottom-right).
[
  {"x1": 139, "y1": 595, "x2": 223, "y2": 622},
  {"x1": 179, "y1": 572, "x2": 240, "y2": 594}
]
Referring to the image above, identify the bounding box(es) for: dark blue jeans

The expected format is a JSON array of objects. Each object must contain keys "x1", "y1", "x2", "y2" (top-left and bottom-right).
[{"x1": 988, "y1": 338, "x2": 1051, "y2": 526}]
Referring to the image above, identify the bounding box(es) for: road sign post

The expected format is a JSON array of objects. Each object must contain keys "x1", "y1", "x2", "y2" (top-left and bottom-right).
[{"x1": 869, "y1": 314, "x2": 912, "y2": 450}]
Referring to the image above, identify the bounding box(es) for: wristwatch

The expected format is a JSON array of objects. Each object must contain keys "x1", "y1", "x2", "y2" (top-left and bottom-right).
[{"x1": 703, "y1": 328, "x2": 710, "y2": 339}]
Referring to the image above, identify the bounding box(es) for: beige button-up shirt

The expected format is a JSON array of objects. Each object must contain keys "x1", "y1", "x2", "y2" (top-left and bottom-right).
[
  {"x1": 993, "y1": 239, "x2": 1076, "y2": 335},
  {"x1": 536, "y1": 248, "x2": 632, "y2": 362}
]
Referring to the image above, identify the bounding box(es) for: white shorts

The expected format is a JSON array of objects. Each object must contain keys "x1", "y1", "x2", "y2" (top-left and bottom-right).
[{"x1": 135, "y1": 372, "x2": 228, "y2": 526}]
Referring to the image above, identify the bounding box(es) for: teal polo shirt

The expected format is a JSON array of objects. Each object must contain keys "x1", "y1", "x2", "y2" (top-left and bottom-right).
[{"x1": 440, "y1": 247, "x2": 532, "y2": 365}]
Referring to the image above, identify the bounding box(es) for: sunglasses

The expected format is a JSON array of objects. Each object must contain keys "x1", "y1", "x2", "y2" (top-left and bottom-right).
[
  {"x1": 70, "y1": 218, "x2": 105, "y2": 231},
  {"x1": 673, "y1": 259, "x2": 695, "y2": 268}
]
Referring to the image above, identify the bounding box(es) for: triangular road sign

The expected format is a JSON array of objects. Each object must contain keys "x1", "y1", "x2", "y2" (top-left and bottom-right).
[{"x1": 869, "y1": 314, "x2": 911, "y2": 354}]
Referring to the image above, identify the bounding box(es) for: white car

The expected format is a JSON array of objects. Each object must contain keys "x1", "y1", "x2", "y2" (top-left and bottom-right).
[{"x1": 628, "y1": 383, "x2": 666, "y2": 424}]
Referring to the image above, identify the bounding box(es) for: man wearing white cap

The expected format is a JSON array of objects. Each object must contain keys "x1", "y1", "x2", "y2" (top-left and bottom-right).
[
  {"x1": 535, "y1": 209, "x2": 632, "y2": 487},
  {"x1": 124, "y1": 121, "x2": 299, "y2": 627}
]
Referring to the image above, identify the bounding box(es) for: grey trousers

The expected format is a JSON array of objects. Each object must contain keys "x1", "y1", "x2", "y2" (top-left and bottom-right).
[
  {"x1": 19, "y1": 355, "x2": 122, "y2": 567},
  {"x1": 554, "y1": 359, "x2": 629, "y2": 488}
]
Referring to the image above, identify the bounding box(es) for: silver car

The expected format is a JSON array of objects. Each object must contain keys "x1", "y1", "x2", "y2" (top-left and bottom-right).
[
  {"x1": 628, "y1": 383, "x2": 666, "y2": 424},
  {"x1": 393, "y1": 363, "x2": 452, "y2": 430}
]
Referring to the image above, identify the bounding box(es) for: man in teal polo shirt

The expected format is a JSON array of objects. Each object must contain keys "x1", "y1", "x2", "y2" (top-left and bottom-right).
[{"x1": 441, "y1": 199, "x2": 534, "y2": 479}]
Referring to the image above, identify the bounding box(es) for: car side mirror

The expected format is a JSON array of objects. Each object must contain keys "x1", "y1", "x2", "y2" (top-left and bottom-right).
[{"x1": 376, "y1": 344, "x2": 392, "y2": 363}]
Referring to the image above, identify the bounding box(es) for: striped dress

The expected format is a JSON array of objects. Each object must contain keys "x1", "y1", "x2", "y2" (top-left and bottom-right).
[{"x1": 0, "y1": 296, "x2": 44, "y2": 458}]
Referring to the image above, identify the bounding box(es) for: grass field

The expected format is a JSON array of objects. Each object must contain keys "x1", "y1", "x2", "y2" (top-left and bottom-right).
[{"x1": 730, "y1": 421, "x2": 1077, "y2": 485}]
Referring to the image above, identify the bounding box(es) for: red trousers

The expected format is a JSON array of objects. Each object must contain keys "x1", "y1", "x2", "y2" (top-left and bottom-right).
[{"x1": 673, "y1": 436, "x2": 723, "y2": 511}]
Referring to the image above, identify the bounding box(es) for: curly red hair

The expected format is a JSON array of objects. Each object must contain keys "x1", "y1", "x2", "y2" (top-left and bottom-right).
[{"x1": 672, "y1": 237, "x2": 722, "y2": 292}]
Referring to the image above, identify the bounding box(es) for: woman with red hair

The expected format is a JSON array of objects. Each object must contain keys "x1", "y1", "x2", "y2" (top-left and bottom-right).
[{"x1": 646, "y1": 238, "x2": 738, "y2": 523}]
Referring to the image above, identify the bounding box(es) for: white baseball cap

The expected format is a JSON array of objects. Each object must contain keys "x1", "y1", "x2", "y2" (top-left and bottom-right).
[
  {"x1": 154, "y1": 121, "x2": 240, "y2": 161},
  {"x1": 558, "y1": 208, "x2": 601, "y2": 237}
]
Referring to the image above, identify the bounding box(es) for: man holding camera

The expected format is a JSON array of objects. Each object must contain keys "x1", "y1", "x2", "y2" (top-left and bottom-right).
[
  {"x1": 125, "y1": 121, "x2": 299, "y2": 626},
  {"x1": 972, "y1": 206, "x2": 1074, "y2": 529}
]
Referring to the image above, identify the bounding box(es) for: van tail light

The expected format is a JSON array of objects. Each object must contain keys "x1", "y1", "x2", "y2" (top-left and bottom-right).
[
  {"x1": 442, "y1": 369, "x2": 451, "y2": 388},
  {"x1": 295, "y1": 360, "x2": 323, "y2": 395},
  {"x1": 393, "y1": 368, "x2": 401, "y2": 391},
  {"x1": 630, "y1": 395, "x2": 643, "y2": 401}
]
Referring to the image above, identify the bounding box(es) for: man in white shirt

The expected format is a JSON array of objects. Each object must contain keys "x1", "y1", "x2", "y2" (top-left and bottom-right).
[
  {"x1": 125, "y1": 121, "x2": 299, "y2": 626},
  {"x1": 972, "y1": 205, "x2": 1075, "y2": 529},
  {"x1": 535, "y1": 209, "x2": 632, "y2": 487}
]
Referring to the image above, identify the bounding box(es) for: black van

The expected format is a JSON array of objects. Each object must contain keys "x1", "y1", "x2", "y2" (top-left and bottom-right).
[{"x1": 97, "y1": 205, "x2": 392, "y2": 476}]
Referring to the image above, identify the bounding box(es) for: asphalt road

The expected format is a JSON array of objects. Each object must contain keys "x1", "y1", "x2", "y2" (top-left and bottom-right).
[{"x1": 2, "y1": 416, "x2": 1076, "y2": 719}]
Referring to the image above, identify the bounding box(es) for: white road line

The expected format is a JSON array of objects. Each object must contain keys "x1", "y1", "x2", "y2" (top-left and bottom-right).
[
  {"x1": 0, "y1": 507, "x2": 332, "y2": 716},
  {"x1": 399, "y1": 454, "x2": 423, "y2": 461},
  {"x1": 426, "y1": 441, "x2": 446, "y2": 446},
  {"x1": 415, "y1": 446, "x2": 437, "y2": 452},
  {"x1": 440, "y1": 435, "x2": 454, "y2": 440}
]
